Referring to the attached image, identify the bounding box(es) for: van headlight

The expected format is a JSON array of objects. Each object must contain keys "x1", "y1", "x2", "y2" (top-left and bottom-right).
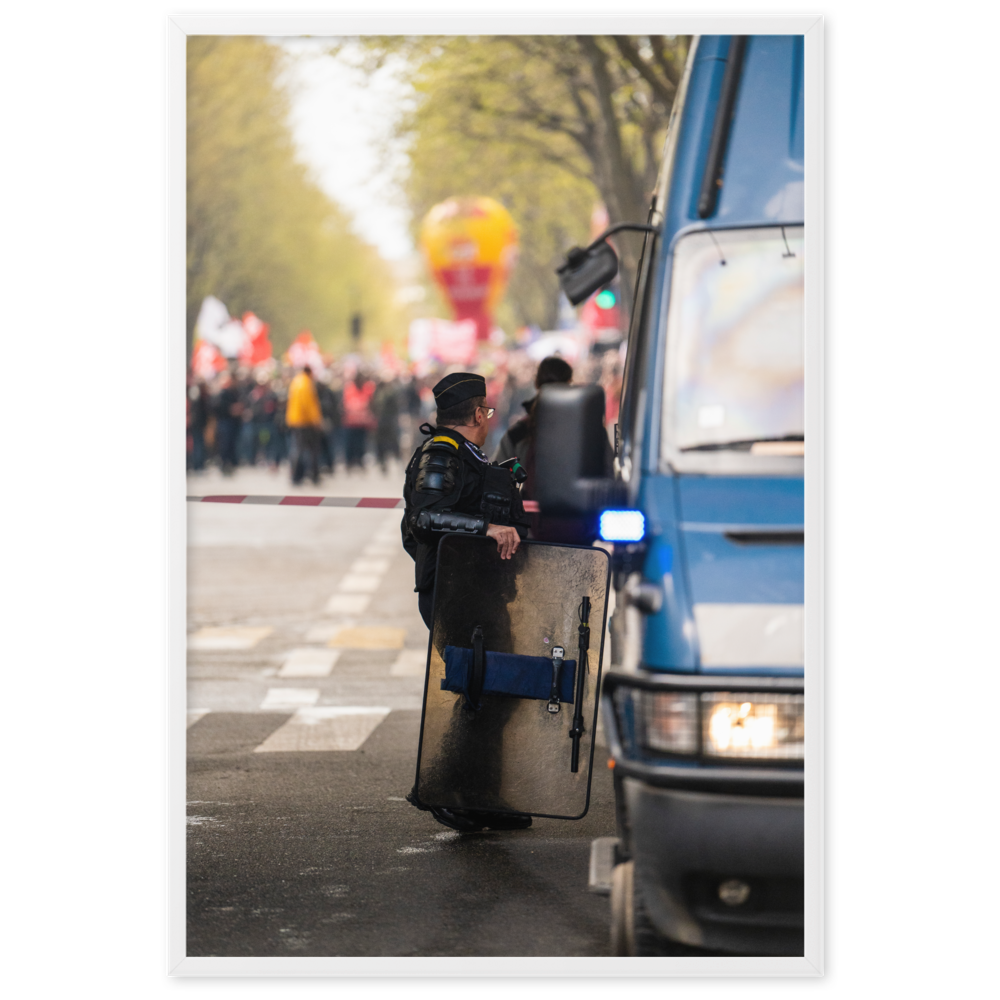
[
  {"x1": 701, "y1": 693, "x2": 804, "y2": 759},
  {"x1": 637, "y1": 692, "x2": 699, "y2": 753},
  {"x1": 636, "y1": 691, "x2": 804, "y2": 761}
]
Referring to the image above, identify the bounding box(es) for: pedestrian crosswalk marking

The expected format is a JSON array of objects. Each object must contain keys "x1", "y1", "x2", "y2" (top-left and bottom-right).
[
  {"x1": 328, "y1": 626, "x2": 406, "y2": 650},
  {"x1": 187, "y1": 709, "x2": 211, "y2": 727},
  {"x1": 324, "y1": 594, "x2": 371, "y2": 616},
  {"x1": 362, "y1": 543, "x2": 397, "y2": 558},
  {"x1": 278, "y1": 648, "x2": 341, "y2": 678},
  {"x1": 390, "y1": 649, "x2": 426, "y2": 676},
  {"x1": 305, "y1": 622, "x2": 350, "y2": 642},
  {"x1": 338, "y1": 573, "x2": 382, "y2": 594},
  {"x1": 253, "y1": 706, "x2": 391, "y2": 752},
  {"x1": 188, "y1": 626, "x2": 274, "y2": 651},
  {"x1": 349, "y1": 558, "x2": 391, "y2": 576},
  {"x1": 373, "y1": 518, "x2": 400, "y2": 542},
  {"x1": 260, "y1": 687, "x2": 320, "y2": 710}
]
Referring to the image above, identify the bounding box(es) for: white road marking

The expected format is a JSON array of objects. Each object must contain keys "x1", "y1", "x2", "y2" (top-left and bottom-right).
[
  {"x1": 349, "y1": 558, "x2": 391, "y2": 575},
  {"x1": 188, "y1": 626, "x2": 274, "y2": 650},
  {"x1": 324, "y1": 594, "x2": 371, "y2": 615},
  {"x1": 362, "y1": 543, "x2": 398, "y2": 558},
  {"x1": 187, "y1": 709, "x2": 211, "y2": 727},
  {"x1": 373, "y1": 519, "x2": 400, "y2": 542},
  {"x1": 390, "y1": 649, "x2": 426, "y2": 676},
  {"x1": 278, "y1": 648, "x2": 341, "y2": 678},
  {"x1": 305, "y1": 622, "x2": 354, "y2": 642},
  {"x1": 260, "y1": 687, "x2": 320, "y2": 710},
  {"x1": 338, "y1": 574, "x2": 382, "y2": 593},
  {"x1": 253, "y1": 706, "x2": 391, "y2": 752}
]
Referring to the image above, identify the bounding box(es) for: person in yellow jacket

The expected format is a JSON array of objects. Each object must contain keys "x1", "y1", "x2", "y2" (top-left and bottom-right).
[{"x1": 286, "y1": 365, "x2": 323, "y2": 485}]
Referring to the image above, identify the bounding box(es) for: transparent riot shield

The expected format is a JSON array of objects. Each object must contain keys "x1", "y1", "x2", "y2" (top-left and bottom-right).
[{"x1": 413, "y1": 534, "x2": 611, "y2": 820}]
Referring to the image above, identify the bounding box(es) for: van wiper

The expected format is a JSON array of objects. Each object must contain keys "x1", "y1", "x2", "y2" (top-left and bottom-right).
[{"x1": 681, "y1": 434, "x2": 804, "y2": 453}]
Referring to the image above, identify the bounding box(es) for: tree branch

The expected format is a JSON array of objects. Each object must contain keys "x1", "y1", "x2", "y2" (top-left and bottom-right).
[
  {"x1": 612, "y1": 36, "x2": 676, "y2": 110},
  {"x1": 576, "y1": 35, "x2": 644, "y2": 223},
  {"x1": 649, "y1": 35, "x2": 684, "y2": 88}
]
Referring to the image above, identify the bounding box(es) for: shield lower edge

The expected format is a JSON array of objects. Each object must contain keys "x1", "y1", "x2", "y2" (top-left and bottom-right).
[{"x1": 414, "y1": 534, "x2": 611, "y2": 820}]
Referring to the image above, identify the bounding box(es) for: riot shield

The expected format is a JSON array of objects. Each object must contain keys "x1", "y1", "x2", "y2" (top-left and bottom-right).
[{"x1": 413, "y1": 534, "x2": 610, "y2": 820}]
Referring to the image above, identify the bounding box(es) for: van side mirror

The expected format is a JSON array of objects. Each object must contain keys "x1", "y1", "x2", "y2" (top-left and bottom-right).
[
  {"x1": 534, "y1": 384, "x2": 622, "y2": 521},
  {"x1": 556, "y1": 242, "x2": 619, "y2": 306}
]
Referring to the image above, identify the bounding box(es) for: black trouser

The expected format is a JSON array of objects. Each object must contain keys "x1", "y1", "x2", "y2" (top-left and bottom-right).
[
  {"x1": 291, "y1": 427, "x2": 320, "y2": 484},
  {"x1": 418, "y1": 589, "x2": 434, "y2": 630}
]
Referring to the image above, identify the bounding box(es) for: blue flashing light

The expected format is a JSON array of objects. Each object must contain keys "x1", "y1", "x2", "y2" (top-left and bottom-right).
[{"x1": 599, "y1": 509, "x2": 645, "y2": 542}]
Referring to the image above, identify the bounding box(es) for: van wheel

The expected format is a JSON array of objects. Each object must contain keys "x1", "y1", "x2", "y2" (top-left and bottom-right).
[
  {"x1": 633, "y1": 878, "x2": 678, "y2": 956},
  {"x1": 615, "y1": 862, "x2": 708, "y2": 956},
  {"x1": 609, "y1": 861, "x2": 634, "y2": 955},
  {"x1": 630, "y1": 884, "x2": 728, "y2": 958}
]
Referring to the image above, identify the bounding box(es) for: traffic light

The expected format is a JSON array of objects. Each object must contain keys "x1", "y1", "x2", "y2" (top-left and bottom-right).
[
  {"x1": 350, "y1": 313, "x2": 363, "y2": 342},
  {"x1": 595, "y1": 288, "x2": 617, "y2": 309}
]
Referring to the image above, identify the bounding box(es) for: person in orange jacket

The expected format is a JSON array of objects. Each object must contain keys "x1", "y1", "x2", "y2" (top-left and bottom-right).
[{"x1": 286, "y1": 365, "x2": 322, "y2": 485}]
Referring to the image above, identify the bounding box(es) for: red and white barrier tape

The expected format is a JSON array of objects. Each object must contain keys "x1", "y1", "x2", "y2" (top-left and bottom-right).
[{"x1": 187, "y1": 495, "x2": 541, "y2": 512}]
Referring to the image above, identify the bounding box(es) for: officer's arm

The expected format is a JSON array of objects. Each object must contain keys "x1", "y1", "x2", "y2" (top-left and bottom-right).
[
  {"x1": 416, "y1": 508, "x2": 488, "y2": 536},
  {"x1": 407, "y1": 442, "x2": 487, "y2": 541}
]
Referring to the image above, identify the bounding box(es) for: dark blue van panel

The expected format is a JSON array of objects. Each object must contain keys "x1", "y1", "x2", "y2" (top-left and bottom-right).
[{"x1": 665, "y1": 35, "x2": 805, "y2": 238}]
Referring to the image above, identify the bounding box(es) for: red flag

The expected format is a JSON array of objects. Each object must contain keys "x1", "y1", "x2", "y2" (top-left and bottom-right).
[
  {"x1": 191, "y1": 338, "x2": 227, "y2": 379},
  {"x1": 239, "y1": 312, "x2": 272, "y2": 366}
]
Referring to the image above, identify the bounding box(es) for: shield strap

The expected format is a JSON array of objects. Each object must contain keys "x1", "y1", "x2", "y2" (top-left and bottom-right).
[
  {"x1": 569, "y1": 596, "x2": 591, "y2": 772},
  {"x1": 468, "y1": 624, "x2": 486, "y2": 711}
]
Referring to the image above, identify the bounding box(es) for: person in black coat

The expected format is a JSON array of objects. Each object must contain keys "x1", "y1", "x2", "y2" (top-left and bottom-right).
[
  {"x1": 401, "y1": 372, "x2": 529, "y2": 630},
  {"x1": 492, "y1": 355, "x2": 573, "y2": 471},
  {"x1": 401, "y1": 371, "x2": 533, "y2": 834}
]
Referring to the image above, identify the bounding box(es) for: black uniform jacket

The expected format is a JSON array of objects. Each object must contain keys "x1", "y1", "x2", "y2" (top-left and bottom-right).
[{"x1": 401, "y1": 424, "x2": 529, "y2": 594}]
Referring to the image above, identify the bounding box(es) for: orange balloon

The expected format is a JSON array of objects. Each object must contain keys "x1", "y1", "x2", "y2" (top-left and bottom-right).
[{"x1": 419, "y1": 197, "x2": 519, "y2": 340}]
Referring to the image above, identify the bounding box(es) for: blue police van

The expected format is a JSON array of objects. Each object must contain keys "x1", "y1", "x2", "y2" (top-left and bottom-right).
[{"x1": 538, "y1": 34, "x2": 806, "y2": 956}]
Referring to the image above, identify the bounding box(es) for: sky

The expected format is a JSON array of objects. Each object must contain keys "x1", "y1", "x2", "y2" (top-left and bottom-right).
[{"x1": 278, "y1": 38, "x2": 416, "y2": 262}]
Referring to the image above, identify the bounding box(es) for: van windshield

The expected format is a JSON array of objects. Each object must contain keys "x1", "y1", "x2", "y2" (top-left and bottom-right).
[{"x1": 662, "y1": 226, "x2": 804, "y2": 455}]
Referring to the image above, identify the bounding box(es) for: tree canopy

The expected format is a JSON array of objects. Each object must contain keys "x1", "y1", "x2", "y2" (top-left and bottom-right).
[
  {"x1": 352, "y1": 35, "x2": 689, "y2": 327},
  {"x1": 187, "y1": 36, "x2": 403, "y2": 356}
]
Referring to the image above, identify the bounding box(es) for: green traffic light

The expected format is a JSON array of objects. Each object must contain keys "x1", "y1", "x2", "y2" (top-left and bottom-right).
[{"x1": 595, "y1": 290, "x2": 616, "y2": 309}]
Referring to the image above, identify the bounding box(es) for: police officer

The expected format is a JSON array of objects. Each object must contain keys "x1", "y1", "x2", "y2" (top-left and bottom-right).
[
  {"x1": 402, "y1": 372, "x2": 532, "y2": 833},
  {"x1": 401, "y1": 372, "x2": 529, "y2": 629}
]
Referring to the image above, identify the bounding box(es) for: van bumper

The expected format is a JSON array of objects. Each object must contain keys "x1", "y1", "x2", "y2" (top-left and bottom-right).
[
  {"x1": 626, "y1": 778, "x2": 803, "y2": 955},
  {"x1": 602, "y1": 670, "x2": 805, "y2": 956}
]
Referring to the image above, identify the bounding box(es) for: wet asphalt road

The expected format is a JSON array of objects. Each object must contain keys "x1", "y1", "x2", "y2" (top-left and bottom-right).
[{"x1": 186, "y1": 463, "x2": 616, "y2": 957}]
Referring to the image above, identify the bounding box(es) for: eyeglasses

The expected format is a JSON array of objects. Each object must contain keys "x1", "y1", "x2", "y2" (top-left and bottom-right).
[{"x1": 479, "y1": 406, "x2": 495, "y2": 419}]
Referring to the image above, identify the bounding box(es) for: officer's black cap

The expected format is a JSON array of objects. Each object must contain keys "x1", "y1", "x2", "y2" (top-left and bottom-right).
[{"x1": 432, "y1": 372, "x2": 487, "y2": 411}]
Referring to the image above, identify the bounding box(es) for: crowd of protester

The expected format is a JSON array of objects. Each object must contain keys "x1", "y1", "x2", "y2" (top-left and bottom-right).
[{"x1": 186, "y1": 346, "x2": 624, "y2": 484}]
